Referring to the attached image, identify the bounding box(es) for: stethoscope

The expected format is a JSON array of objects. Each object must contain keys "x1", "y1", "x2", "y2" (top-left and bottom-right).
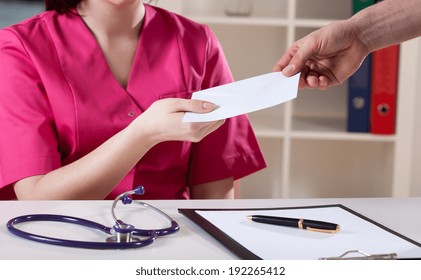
[{"x1": 6, "y1": 186, "x2": 179, "y2": 249}]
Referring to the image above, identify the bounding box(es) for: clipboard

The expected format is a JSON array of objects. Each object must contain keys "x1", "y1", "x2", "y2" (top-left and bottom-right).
[{"x1": 178, "y1": 204, "x2": 421, "y2": 260}]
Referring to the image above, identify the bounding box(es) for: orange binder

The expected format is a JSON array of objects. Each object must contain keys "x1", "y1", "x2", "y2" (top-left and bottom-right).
[{"x1": 370, "y1": 45, "x2": 399, "y2": 134}]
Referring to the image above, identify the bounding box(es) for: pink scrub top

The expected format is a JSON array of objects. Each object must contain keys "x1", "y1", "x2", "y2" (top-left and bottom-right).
[{"x1": 0, "y1": 5, "x2": 266, "y2": 200}]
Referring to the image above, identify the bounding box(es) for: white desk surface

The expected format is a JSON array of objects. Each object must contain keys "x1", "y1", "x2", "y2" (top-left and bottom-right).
[{"x1": 1, "y1": 197, "x2": 421, "y2": 260}]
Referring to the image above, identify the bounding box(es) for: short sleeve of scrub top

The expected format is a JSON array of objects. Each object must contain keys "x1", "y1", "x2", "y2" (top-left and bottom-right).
[
  {"x1": 0, "y1": 27, "x2": 62, "y2": 199},
  {"x1": 0, "y1": 6, "x2": 266, "y2": 200}
]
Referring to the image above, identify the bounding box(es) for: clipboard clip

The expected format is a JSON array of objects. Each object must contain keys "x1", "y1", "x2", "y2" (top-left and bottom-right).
[{"x1": 320, "y1": 250, "x2": 398, "y2": 260}]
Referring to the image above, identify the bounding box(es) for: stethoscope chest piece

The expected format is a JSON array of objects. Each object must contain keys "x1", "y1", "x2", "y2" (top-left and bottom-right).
[
  {"x1": 106, "y1": 223, "x2": 140, "y2": 243},
  {"x1": 106, "y1": 222, "x2": 158, "y2": 244}
]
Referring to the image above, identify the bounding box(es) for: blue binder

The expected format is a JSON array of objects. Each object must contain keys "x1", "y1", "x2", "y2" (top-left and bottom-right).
[{"x1": 347, "y1": 55, "x2": 371, "y2": 132}]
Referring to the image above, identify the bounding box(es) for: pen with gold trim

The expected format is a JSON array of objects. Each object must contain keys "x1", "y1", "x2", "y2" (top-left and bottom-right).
[{"x1": 246, "y1": 215, "x2": 340, "y2": 234}]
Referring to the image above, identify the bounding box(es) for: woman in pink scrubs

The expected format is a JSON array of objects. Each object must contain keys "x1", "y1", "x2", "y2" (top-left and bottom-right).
[{"x1": 0, "y1": 0, "x2": 266, "y2": 200}]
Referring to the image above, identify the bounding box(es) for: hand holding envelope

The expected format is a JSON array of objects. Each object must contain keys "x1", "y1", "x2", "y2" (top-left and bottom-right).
[{"x1": 183, "y1": 72, "x2": 300, "y2": 122}]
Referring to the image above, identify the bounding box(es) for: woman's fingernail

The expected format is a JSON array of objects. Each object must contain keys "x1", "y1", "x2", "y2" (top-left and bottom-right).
[{"x1": 203, "y1": 102, "x2": 217, "y2": 110}]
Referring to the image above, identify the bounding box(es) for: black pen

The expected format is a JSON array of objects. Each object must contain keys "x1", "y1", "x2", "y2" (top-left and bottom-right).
[{"x1": 246, "y1": 215, "x2": 340, "y2": 234}]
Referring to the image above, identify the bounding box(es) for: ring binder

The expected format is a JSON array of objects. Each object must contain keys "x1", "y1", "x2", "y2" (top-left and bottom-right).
[{"x1": 320, "y1": 250, "x2": 398, "y2": 260}]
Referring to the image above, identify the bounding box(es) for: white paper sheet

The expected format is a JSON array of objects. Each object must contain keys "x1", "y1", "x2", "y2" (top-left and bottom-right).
[
  {"x1": 182, "y1": 72, "x2": 300, "y2": 122},
  {"x1": 195, "y1": 206, "x2": 421, "y2": 260}
]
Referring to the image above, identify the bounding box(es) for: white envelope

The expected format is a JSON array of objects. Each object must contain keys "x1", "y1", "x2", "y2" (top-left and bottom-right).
[{"x1": 182, "y1": 72, "x2": 300, "y2": 122}]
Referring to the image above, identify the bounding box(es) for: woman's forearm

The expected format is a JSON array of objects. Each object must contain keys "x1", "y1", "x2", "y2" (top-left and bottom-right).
[
  {"x1": 350, "y1": 0, "x2": 421, "y2": 52},
  {"x1": 14, "y1": 123, "x2": 155, "y2": 200}
]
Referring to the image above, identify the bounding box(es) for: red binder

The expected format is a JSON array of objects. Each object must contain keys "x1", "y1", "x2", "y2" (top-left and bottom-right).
[{"x1": 370, "y1": 45, "x2": 399, "y2": 134}]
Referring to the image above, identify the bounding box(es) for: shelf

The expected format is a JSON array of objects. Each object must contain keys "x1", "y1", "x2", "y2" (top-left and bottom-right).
[
  {"x1": 290, "y1": 130, "x2": 396, "y2": 142},
  {"x1": 252, "y1": 114, "x2": 397, "y2": 142},
  {"x1": 294, "y1": 19, "x2": 335, "y2": 28},
  {"x1": 188, "y1": 16, "x2": 336, "y2": 29},
  {"x1": 187, "y1": 16, "x2": 290, "y2": 27},
  {"x1": 289, "y1": 139, "x2": 394, "y2": 198}
]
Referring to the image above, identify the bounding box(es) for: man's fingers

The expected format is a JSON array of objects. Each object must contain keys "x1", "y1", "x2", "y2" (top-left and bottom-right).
[
  {"x1": 283, "y1": 40, "x2": 317, "y2": 77},
  {"x1": 305, "y1": 71, "x2": 321, "y2": 88},
  {"x1": 273, "y1": 49, "x2": 295, "y2": 72}
]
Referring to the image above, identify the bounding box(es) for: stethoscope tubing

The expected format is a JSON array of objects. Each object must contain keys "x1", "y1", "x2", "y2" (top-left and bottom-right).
[
  {"x1": 6, "y1": 187, "x2": 179, "y2": 249},
  {"x1": 7, "y1": 214, "x2": 157, "y2": 249}
]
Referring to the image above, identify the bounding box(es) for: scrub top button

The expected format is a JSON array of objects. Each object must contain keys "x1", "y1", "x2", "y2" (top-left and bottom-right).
[{"x1": 128, "y1": 111, "x2": 136, "y2": 117}]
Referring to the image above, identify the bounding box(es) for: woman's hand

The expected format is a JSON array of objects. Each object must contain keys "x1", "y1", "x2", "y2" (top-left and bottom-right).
[{"x1": 134, "y1": 98, "x2": 225, "y2": 145}]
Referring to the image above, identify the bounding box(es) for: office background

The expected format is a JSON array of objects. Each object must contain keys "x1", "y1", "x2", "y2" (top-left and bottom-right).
[{"x1": 1, "y1": 0, "x2": 420, "y2": 198}]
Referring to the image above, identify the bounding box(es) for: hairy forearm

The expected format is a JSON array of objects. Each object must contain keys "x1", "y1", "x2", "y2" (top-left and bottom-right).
[{"x1": 350, "y1": 0, "x2": 421, "y2": 52}]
